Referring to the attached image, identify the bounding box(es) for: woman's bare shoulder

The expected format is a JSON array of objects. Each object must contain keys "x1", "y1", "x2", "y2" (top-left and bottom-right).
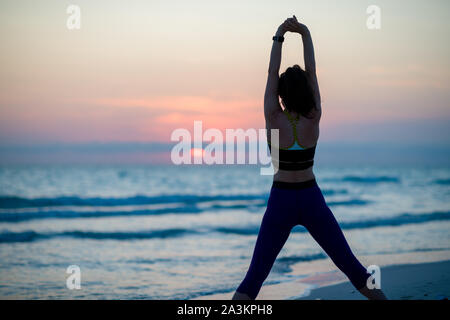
[{"x1": 264, "y1": 107, "x2": 286, "y2": 127}]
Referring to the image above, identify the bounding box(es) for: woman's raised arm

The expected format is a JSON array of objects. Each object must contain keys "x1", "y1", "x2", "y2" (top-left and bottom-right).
[
  {"x1": 286, "y1": 16, "x2": 321, "y2": 113},
  {"x1": 264, "y1": 21, "x2": 288, "y2": 120},
  {"x1": 300, "y1": 26, "x2": 316, "y2": 75}
]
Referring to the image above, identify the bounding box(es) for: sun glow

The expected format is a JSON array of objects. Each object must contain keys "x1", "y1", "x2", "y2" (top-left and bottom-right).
[{"x1": 190, "y1": 148, "x2": 205, "y2": 158}]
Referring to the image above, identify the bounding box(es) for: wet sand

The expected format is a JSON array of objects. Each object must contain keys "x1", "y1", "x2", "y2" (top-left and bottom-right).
[{"x1": 298, "y1": 260, "x2": 450, "y2": 300}]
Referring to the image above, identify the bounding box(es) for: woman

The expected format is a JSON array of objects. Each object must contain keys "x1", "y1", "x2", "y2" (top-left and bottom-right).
[{"x1": 232, "y1": 16, "x2": 387, "y2": 300}]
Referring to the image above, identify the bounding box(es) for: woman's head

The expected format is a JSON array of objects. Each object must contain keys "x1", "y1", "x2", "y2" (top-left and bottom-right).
[{"x1": 278, "y1": 64, "x2": 316, "y2": 118}]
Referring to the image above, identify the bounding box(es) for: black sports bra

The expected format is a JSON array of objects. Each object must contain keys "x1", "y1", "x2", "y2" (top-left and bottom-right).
[
  {"x1": 267, "y1": 109, "x2": 316, "y2": 171},
  {"x1": 268, "y1": 144, "x2": 316, "y2": 170}
]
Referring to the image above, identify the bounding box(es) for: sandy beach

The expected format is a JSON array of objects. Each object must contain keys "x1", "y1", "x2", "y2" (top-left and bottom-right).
[
  {"x1": 195, "y1": 250, "x2": 450, "y2": 300},
  {"x1": 298, "y1": 260, "x2": 450, "y2": 300}
]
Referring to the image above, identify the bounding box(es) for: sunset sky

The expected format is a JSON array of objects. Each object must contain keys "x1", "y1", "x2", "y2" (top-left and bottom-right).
[{"x1": 0, "y1": 0, "x2": 449, "y2": 150}]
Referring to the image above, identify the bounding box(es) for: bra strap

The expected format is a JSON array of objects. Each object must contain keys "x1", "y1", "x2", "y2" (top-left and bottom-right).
[{"x1": 283, "y1": 109, "x2": 300, "y2": 145}]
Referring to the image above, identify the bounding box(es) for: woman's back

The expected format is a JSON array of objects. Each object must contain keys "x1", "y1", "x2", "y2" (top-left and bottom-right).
[
  {"x1": 267, "y1": 108, "x2": 320, "y2": 150},
  {"x1": 266, "y1": 106, "x2": 320, "y2": 183}
]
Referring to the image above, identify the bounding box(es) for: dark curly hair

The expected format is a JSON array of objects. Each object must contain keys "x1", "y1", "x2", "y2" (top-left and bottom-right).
[{"x1": 278, "y1": 64, "x2": 316, "y2": 118}]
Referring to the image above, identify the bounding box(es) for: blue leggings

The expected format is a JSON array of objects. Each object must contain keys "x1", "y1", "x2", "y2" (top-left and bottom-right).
[{"x1": 236, "y1": 179, "x2": 369, "y2": 299}]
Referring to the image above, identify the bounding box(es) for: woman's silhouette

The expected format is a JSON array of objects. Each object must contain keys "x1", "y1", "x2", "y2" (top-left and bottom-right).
[{"x1": 232, "y1": 16, "x2": 387, "y2": 300}]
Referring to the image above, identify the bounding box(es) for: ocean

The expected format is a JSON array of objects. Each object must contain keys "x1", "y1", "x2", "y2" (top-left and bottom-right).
[{"x1": 0, "y1": 163, "x2": 449, "y2": 299}]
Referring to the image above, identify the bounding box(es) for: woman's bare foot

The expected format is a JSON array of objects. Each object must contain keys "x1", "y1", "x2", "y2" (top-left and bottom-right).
[
  {"x1": 358, "y1": 286, "x2": 388, "y2": 300},
  {"x1": 232, "y1": 291, "x2": 252, "y2": 300}
]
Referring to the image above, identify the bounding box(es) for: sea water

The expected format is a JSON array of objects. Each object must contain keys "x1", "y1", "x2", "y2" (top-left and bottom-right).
[{"x1": 0, "y1": 164, "x2": 449, "y2": 299}]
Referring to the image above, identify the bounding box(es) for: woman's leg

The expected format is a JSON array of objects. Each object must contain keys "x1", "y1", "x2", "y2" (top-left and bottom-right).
[
  {"x1": 233, "y1": 188, "x2": 296, "y2": 300},
  {"x1": 300, "y1": 187, "x2": 387, "y2": 299}
]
